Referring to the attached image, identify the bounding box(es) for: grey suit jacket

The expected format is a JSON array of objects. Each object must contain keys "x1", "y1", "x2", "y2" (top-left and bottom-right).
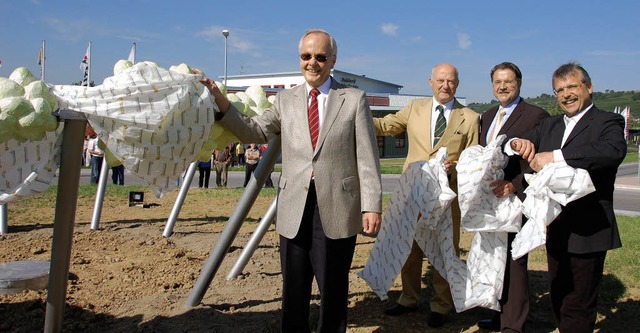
[{"x1": 219, "y1": 79, "x2": 382, "y2": 239}]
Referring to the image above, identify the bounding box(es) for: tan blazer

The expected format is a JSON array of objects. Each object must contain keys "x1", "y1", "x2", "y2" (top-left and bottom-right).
[
  {"x1": 219, "y1": 79, "x2": 382, "y2": 239},
  {"x1": 373, "y1": 97, "x2": 479, "y2": 185}
]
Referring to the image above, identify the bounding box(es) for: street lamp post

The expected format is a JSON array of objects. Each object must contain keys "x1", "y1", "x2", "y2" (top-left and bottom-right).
[{"x1": 222, "y1": 29, "x2": 229, "y2": 87}]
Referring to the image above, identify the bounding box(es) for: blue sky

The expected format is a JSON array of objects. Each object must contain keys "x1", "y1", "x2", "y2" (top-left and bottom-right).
[{"x1": 1, "y1": 0, "x2": 638, "y2": 103}]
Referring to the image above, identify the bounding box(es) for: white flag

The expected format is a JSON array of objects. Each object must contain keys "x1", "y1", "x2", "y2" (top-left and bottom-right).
[
  {"x1": 80, "y1": 44, "x2": 90, "y2": 86},
  {"x1": 128, "y1": 43, "x2": 136, "y2": 63}
]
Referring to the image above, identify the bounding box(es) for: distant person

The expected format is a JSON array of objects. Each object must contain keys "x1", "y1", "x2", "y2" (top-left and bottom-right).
[
  {"x1": 198, "y1": 155, "x2": 212, "y2": 188},
  {"x1": 199, "y1": 28, "x2": 382, "y2": 332},
  {"x1": 214, "y1": 146, "x2": 232, "y2": 187},
  {"x1": 236, "y1": 142, "x2": 245, "y2": 166},
  {"x1": 373, "y1": 63, "x2": 479, "y2": 328},
  {"x1": 476, "y1": 62, "x2": 549, "y2": 332},
  {"x1": 111, "y1": 164, "x2": 125, "y2": 185},
  {"x1": 87, "y1": 134, "x2": 104, "y2": 184},
  {"x1": 507, "y1": 62, "x2": 626, "y2": 332},
  {"x1": 259, "y1": 143, "x2": 274, "y2": 188},
  {"x1": 243, "y1": 143, "x2": 260, "y2": 187}
]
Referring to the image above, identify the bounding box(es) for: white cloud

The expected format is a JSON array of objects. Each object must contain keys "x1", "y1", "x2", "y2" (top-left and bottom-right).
[
  {"x1": 198, "y1": 26, "x2": 258, "y2": 54},
  {"x1": 457, "y1": 32, "x2": 471, "y2": 50},
  {"x1": 381, "y1": 23, "x2": 399, "y2": 37}
]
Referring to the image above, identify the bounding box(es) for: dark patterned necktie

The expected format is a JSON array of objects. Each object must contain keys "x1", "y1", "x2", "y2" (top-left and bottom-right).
[
  {"x1": 308, "y1": 88, "x2": 320, "y2": 149},
  {"x1": 434, "y1": 105, "x2": 446, "y2": 145}
]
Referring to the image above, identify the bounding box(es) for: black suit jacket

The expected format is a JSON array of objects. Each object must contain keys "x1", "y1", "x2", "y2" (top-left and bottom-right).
[
  {"x1": 480, "y1": 100, "x2": 549, "y2": 201},
  {"x1": 518, "y1": 106, "x2": 626, "y2": 254}
]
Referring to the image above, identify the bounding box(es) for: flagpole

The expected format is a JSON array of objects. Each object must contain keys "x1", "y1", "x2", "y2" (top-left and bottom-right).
[
  {"x1": 87, "y1": 41, "x2": 92, "y2": 87},
  {"x1": 41, "y1": 40, "x2": 46, "y2": 81}
]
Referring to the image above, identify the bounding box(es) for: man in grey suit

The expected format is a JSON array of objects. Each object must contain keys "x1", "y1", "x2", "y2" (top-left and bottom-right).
[
  {"x1": 477, "y1": 62, "x2": 549, "y2": 332},
  {"x1": 200, "y1": 29, "x2": 382, "y2": 333}
]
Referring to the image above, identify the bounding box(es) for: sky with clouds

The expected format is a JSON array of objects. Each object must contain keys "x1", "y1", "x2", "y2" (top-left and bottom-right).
[{"x1": 1, "y1": 0, "x2": 638, "y2": 103}]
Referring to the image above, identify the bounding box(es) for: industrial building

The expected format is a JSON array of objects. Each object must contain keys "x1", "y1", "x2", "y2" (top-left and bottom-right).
[{"x1": 225, "y1": 69, "x2": 468, "y2": 158}]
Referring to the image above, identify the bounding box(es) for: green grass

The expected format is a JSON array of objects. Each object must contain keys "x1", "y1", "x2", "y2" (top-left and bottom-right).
[
  {"x1": 604, "y1": 215, "x2": 640, "y2": 290},
  {"x1": 624, "y1": 151, "x2": 638, "y2": 163}
]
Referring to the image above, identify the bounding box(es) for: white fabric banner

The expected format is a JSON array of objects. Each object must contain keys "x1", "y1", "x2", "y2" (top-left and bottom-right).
[
  {"x1": 456, "y1": 135, "x2": 522, "y2": 311},
  {"x1": 358, "y1": 148, "x2": 465, "y2": 305},
  {"x1": 51, "y1": 63, "x2": 218, "y2": 197},
  {"x1": 0, "y1": 127, "x2": 64, "y2": 205}
]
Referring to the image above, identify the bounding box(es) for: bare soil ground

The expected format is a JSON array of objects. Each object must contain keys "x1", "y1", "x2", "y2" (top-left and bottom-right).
[{"x1": 0, "y1": 187, "x2": 636, "y2": 332}]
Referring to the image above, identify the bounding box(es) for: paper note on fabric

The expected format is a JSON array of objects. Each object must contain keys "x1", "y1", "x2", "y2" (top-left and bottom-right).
[
  {"x1": 0, "y1": 128, "x2": 63, "y2": 205},
  {"x1": 456, "y1": 135, "x2": 523, "y2": 311},
  {"x1": 51, "y1": 63, "x2": 217, "y2": 197},
  {"x1": 358, "y1": 148, "x2": 464, "y2": 303},
  {"x1": 511, "y1": 163, "x2": 595, "y2": 259}
]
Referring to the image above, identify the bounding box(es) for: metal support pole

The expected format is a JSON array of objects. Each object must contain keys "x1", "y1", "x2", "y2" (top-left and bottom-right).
[
  {"x1": 226, "y1": 197, "x2": 277, "y2": 280},
  {"x1": 0, "y1": 204, "x2": 7, "y2": 235},
  {"x1": 163, "y1": 161, "x2": 198, "y2": 237},
  {"x1": 185, "y1": 136, "x2": 281, "y2": 307},
  {"x1": 44, "y1": 113, "x2": 86, "y2": 333},
  {"x1": 90, "y1": 158, "x2": 110, "y2": 230}
]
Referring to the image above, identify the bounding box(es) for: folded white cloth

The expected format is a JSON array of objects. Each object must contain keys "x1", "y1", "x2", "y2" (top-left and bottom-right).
[
  {"x1": 511, "y1": 162, "x2": 595, "y2": 259},
  {"x1": 456, "y1": 135, "x2": 522, "y2": 311}
]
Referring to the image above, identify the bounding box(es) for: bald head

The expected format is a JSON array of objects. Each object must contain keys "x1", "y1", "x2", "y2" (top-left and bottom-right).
[{"x1": 429, "y1": 63, "x2": 460, "y2": 104}]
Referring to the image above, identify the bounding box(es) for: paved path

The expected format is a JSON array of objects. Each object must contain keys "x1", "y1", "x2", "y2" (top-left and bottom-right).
[{"x1": 69, "y1": 162, "x2": 640, "y2": 215}]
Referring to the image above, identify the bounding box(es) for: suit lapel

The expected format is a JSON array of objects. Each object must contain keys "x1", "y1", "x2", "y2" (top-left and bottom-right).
[
  {"x1": 499, "y1": 101, "x2": 525, "y2": 135},
  {"x1": 314, "y1": 80, "x2": 344, "y2": 155},
  {"x1": 293, "y1": 85, "x2": 314, "y2": 153},
  {"x1": 422, "y1": 99, "x2": 434, "y2": 150},
  {"x1": 563, "y1": 107, "x2": 595, "y2": 147}
]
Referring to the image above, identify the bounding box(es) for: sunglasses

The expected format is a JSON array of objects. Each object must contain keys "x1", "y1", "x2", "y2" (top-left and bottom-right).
[{"x1": 300, "y1": 53, "x2": 329, "y2": 63}]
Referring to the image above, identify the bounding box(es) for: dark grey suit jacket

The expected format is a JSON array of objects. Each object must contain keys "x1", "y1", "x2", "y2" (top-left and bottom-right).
[{"x1": 518, "y1": 106, "x2": 626, "y2": 254}]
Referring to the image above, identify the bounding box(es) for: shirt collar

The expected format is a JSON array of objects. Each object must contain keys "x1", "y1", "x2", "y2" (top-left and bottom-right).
[
  {"x1": 432, "y1": 98, "x2": 455, "y2": 113},
  {"x1": 306, "y1": 78, "x2": 332, "y2": 96},
  {"x1": 563, "y1": 103, "x2": 593, "y2": 125},
  {"x1": 500, "y1": 96, "x2": 521, "y2": 116}
]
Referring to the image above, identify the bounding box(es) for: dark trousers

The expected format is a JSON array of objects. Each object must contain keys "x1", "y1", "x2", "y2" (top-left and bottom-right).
[
  {"x1": 198, "y1": 167, "x2": 211, "y2": 188},
  {"x1": 499, "y1": 232, "x2": 530, "y2": 333},
  {"x1": 547, "y1": 247, "x2": 606, "y2": 333},
  {"x1": 111, "y1": 165, "x2": 125, "y2": 185},
  {"x1": 90, "y1": 155, "x2": 103, "y2": 184},
  {"x1": 244, "y1": 163, "x2": 258, "y2": 187},
  {"x1": 279, "y1": 183, "x2": 356, "y2": 333}
]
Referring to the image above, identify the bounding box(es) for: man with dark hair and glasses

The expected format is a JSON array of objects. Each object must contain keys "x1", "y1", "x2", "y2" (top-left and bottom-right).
[
  {"x1": 507, "y1": 62, "x2": 626, "y2": 332},
  {"x1": 476, "y1": 62, "x2": 549, "y2": 332},
  {"x1": 200, "y1": 28, "x2": 382, "y2": 333},
  {"x1": 372, "y1": 63, "x2": 479, "y2": 328}
]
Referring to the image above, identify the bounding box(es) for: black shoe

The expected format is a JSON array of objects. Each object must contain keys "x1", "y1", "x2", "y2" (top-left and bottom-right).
[
  {"x1": 427, "y1": 312, "x2": 446, "y2": 328},
  {"x1": 477, "y1": 317, "x2": 500, "y2": 331},
  {"x1": 384, "y1": 303, "x2": 418, "y2": 316}
]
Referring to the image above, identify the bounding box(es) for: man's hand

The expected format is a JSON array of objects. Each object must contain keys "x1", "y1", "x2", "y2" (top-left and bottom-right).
[
  {"x1": 510, "y1": 139, "x2": 536, "y2": 162},
  {"x1": 362, "y1": 212, "x2": 382, "y2": 236},
  {"x1": 489, "y1": 180, "x2": 515, "y2": 198},
  {"x1": 443, "y1": 160, "x2": 453, "y2": 175},
  {"x1": 193, "y1": 68, "x2": 230, "y2": 113},
  {"x1": 530, "y1": 152, "x2": 554, "y2": 172}
]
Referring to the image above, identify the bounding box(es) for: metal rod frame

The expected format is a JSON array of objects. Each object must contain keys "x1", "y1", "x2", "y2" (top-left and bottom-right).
[{"x1": 185, "y1": 136, "x2": 281, "y2": 307}]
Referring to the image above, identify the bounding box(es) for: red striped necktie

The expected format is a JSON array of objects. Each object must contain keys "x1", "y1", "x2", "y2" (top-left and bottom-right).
[{"x1": 308, "y1": 88, "x2": 321, "y2": 149}]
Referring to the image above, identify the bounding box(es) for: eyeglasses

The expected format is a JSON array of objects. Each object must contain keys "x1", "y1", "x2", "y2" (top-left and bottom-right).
[
  {"x1": 300, "y1": 53, "x2": 329, "y2": 63},
  {"x1": 553, "y1": 82, "x2": 583, "y2": 95}
]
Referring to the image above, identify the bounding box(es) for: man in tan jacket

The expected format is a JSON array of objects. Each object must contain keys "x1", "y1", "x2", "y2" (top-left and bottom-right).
[{"x1": 374, "y1": 63, "x2": 479, "y2": 328}]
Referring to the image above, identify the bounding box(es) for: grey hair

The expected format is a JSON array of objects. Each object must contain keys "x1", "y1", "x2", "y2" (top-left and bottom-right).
[{"x1": 298, "y1": 29, "x2": 338, "y2": 56}]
